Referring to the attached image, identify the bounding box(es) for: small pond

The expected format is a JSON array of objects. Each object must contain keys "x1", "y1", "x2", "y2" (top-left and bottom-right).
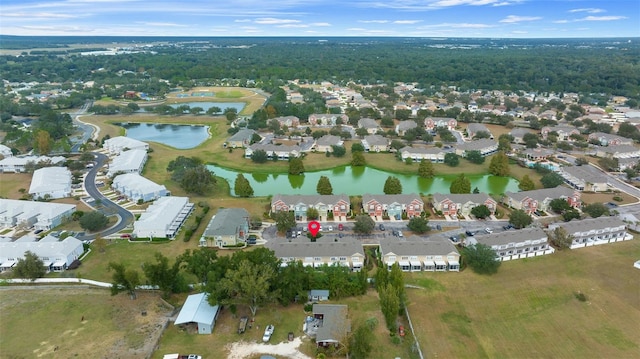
[
  {"x1": 207, "y1": 164, "x2": 520, "y2": 196},
  {"x1": 117, "y1": 123, "x2": 209, "y2": 149}
]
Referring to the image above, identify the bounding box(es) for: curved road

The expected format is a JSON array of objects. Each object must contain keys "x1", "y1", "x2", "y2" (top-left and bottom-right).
[{"x1": 77, "y1": 152, "x2": 134, "y2": 240}]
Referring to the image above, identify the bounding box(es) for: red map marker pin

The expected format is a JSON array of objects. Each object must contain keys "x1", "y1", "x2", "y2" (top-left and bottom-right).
[{"x1": 308, "y1": 221, "x2": 320, "y2": 237}]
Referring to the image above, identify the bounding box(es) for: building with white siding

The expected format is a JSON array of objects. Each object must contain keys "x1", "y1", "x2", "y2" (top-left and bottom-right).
[
  {"x1": 107, "y1": 149, "x2": 148, "y2": 177},
  {"x1": 0, "y1": 235, "x2": 84, "y2": 272},
  {"x1": 111, "y1": 173, "x2": 169, "y2": 203},
  {"x1": 28, "y1": 167, "x2": 72, "y2": 200},
  {"x1": 133, "y1": 197, "x2": 194, "y2": 239},
  {"x1": 0, "y1": 199, "x2": 75, "y2": 230},
  {"x1": 103, "y1": 136, "x2": 149, "y2": 154}
]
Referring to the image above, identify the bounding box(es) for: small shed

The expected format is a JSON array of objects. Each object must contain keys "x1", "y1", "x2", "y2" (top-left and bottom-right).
[
  {"x1": 308, "y1": 289, "x2": 330, "y2": 302},
  {"x1": 174, "y1": 293, "x2": 220, "y2": 334}
]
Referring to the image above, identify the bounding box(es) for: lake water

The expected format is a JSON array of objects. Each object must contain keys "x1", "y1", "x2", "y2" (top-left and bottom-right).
[
  {"x1": 168, "y1": 101, "x2": 246, "y2": 113},
  {"x1": 206, "y1": 164, "x2": 520, "y2": 196},
  {"x1": 117, "y1": 123, "x2": 209, "y2": 149}
]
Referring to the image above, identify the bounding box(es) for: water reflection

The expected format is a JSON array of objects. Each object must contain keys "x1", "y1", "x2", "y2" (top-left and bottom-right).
[{"x1": 206, "y1": 164, "x2": 520, "y2": 197}]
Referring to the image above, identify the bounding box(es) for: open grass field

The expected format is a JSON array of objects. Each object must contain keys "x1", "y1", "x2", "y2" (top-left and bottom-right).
[
  {"x1": 0, "y1": 287, "x2": 173, "y2": 359},
  {"x1": 2, "y1": 240, "x2": 636, "y2": 359},
  {"x1": 404, "y1": 239, "x2": 640, "y2": 359}
]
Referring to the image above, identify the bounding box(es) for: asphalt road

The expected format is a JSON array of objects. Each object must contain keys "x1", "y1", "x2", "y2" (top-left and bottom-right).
[{"x1": 77, "y1": 152, "x2": 134, "y2": 240}]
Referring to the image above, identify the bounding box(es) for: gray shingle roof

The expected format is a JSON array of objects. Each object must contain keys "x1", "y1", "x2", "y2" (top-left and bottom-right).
[
  {"x1": 505, "y1": 186, "x2": 575, "y2": 202},
  {"x1": 363, "y1": 134, "x2": 388, "y2": 146},
  {"x1": 228, "y1": 128, "x2": 256, "y2": 142},
  {"x1": 358, "y1": 118, "x2": 378, "y2": 128},
  {"x1": 362, "y1": 193, "x2": 424, "y2": 206},
  {"x1": 315, "y1": 135, "x2": 342, "y2": 147},
  {"x1": 312, "y1": 304, "x2": 350, "y2": 343},
  {"x1": 380, "y1": 237, "x2": 459, "y2": 256},
  {"x1": 562, "y1": 165, "x2": 608, "y2": 184},
  {"x1": 272, "y1": 194, "x2": 350, "y2": 207},
  {"x1": 269, "y1": 240, "x2": 365, "y2": 258},
  {"x1": 549, "y1": 217, "x2": 625, "y2": 234},
  {"x1": 476, "y1": 227, "x2": 548, "y2": 246},
  {"x1": 204, "y1": 208, "x2": 249, "y2": 236},
  {"x1": 458, "y1": 138, "x2": 497, "y2": 151},
  {"x1": 431, "y1": 193, "x2": 495, "y2": 204}
]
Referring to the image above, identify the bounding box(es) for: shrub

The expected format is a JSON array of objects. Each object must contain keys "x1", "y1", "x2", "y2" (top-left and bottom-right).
[
  {"x1": 575, "y1": 292, "x2": 588, "y2": 302},
  {"x1": 304, "y1": 303, "x2": 313, "y2": 312}
]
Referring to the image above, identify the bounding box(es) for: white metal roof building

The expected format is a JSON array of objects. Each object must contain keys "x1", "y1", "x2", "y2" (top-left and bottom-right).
[
  {"x1": 174, "y1": 292, "x2": 220, "y2": 334},
  {"x1": 28, "y1": 167, "x2": 72, "y2": 200},
  {"x1": 0, "y1": 144, "x2": 12, "y2": 158},
  {"x1": 0, "y1": 199, "x2": 76, "y2": 230},
  {"x1": 0, "y1": 155, "x2": 66, "y2": 173},
  {"x1": 133, "y1": 197, "x2": 194, "y2": 239},
  {"x1": 103, "y1": 136, "x2": 149, "y2": 154},
  {"x1": 107, "y1": 149, "x2": 148, "y2": 177},
  {"x1": 111, "y1": 173, "x2": 169, "y2": 203},
  {"x1": 0, "y1": 235, "x2": 84, "y2": 272}
]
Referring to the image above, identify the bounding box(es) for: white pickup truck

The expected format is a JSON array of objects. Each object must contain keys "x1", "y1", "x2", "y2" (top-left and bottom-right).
[{"x1": 163, "y1": 354, "x2": 202, "y2": 359}]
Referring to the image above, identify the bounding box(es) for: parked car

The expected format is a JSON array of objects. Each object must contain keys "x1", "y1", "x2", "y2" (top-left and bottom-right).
[
  {"x1": 398, "y1": 325, "x2": 405, "y2": 337},
  {"x1": 262, "y1": 324, "x2": 275, "y2": 342},
  {"x1": 392, "y1": 229, "x2": 399, "y2": 236},
  {"x1": 465, "y1": 230, "x2": 476, "y2": 236},
  {"x1": 238, "y1": 316, "x2": 248, "y2": 334},
  {"x1": 485, "y1": 228, "x2": 493, "y2": 234},
  {"x1": 379, "y1": 224, "x2": 385, "y2": 231},
  {"x1": 503, "y1": 224, "x2": 514, "y2": 230},
  {"x1": 338, "y1": 223, "x2": 344, "y2": 231},
  {"x1": 397, "y1": 230, "x2": 403, "y2": 238},
  {"x1": 436, "y1": 224, "x2": 442, "y2": 231},
  {"x1": 328, "y1": 225, "x2": 333, "y2": 231}
]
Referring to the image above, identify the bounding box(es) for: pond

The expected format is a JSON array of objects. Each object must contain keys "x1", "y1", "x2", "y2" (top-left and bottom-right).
[
  {"x1": 117, "y1": 123, "x2": 209, "y2": 149},
  {"x1": 206, "y1": 164, "x2": 520, "y2": 197},
  {"x1": 168, "y1": 101, "x2": 246, "y2": 113}
]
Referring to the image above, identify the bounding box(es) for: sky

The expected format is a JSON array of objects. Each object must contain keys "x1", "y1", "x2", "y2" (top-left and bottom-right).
[{"x1": 0, "y1": 0, "x2": 638, "y2": 38}]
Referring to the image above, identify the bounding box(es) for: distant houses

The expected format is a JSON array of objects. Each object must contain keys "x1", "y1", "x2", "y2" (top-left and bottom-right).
[
  {"x1": 361, "y1": 193, "x2": 424, "y2": 220},
  {"x1": 503, "y1": 187, "x2": 581, "y2": 215},
  {"x1": 271, "y1": 194, "x2": 350, "y2": 222}
]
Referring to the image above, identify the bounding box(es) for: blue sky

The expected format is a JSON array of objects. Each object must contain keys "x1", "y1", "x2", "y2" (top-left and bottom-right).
[{"x1": 1, "y1": 0, "x2": 638, "y2": 38}]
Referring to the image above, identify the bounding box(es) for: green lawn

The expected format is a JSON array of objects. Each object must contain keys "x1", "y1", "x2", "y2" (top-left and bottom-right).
[{"x1": 404, "y1": 239, "x2": 640, "y2": 359}]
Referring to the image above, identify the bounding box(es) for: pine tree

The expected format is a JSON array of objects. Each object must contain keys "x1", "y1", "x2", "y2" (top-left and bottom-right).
[
  {"x1": 234, "y1": 174, "x2": 254, "y2": 197},
  {"x1": 316, "y1": 176, "x2": 333, "y2": 195},
  {"x1": 418, "y1": 160, "x2": 435, "y2": 178},
  {"x1": 383, "y1": 176, "x2": 403, "y2": 194},
  {"x1": 518, "y1": 174, "x2": 536, "y2": 191},
  {"x1": 489, "y1": 151, "x2": 510, "y2": 176},
  {"x1": 450, "y1": 173, "x2": 471, "y2": 194}
]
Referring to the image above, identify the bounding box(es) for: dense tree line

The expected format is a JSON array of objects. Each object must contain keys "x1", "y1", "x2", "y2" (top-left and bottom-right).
[{"x1": 2, "y1": 37, "x2": 639, "y2": 99}]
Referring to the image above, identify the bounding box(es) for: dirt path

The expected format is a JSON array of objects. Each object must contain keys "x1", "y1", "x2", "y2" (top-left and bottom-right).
[{"x1": 225, "y1": 337, "x2": 312, "y2": 359}]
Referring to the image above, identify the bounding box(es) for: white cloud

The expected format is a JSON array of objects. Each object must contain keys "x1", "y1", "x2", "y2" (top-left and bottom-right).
[
  {"x1": 359, "y1": 20, "x2": 390, "y2": 24},
  {"x1": 277, "y1": 24, "x2": 308, "y2": 28},
  {"x1": 310, "y1": 22, "x2": 331, "y2": 27},
  {"x1": 499, "y1": 15, "x2": 541, "y2": 23},
  {"x1": 368, "y1": 0, "x2": 525, "y2": 10},
  {"x1": 394, "y1": 20, "x2": 422, "y2": 24},
  {"x1": 418, "y1": 22, "x2": 493, "y2": 29},
  {"x1": 1, "y1": 12, "x2": 79, "y2": 19},
  {"x1": 569, "y1": 8, "x2": 605, "y2": 14},
  {"x1": 579, "y1": 16, "x2": 627, "y2": 22},
  {"x1": 135, "y1": 22, "x2": 187, "y2": 27},
  {"x1": 254, "y1": 18, "x2": 301, "y2": 24},
  {"x1": 234, "y1": 19, "x2": 252, "y2": 23}
]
